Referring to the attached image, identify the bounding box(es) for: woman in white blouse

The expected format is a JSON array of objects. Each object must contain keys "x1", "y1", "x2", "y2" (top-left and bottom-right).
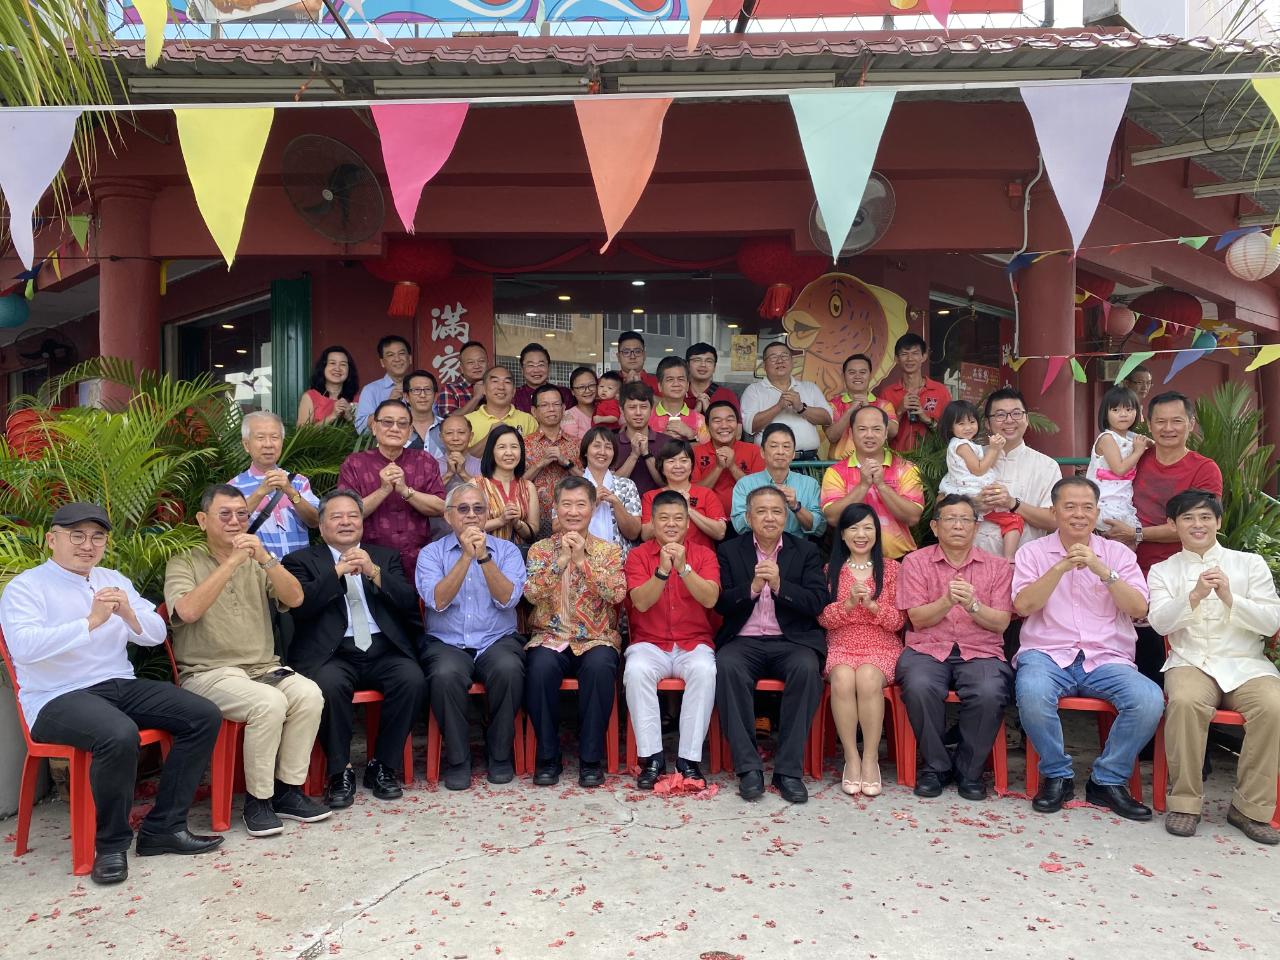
[{"x1": 577, "y1": 427, "x2": 642, "y2": 557}]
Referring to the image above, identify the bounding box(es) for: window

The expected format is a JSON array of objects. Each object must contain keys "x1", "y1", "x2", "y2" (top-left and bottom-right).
[{"x1": 167, "y1": 296, "x2": 273, "y2": 412}]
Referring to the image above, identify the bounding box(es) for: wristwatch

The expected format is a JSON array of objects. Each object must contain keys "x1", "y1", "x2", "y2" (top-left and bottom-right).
[
  {"x1": 967, "y1": 599, "x2": 980, "y2": 614},
  {"x1": 655, "y1": 568, "x2": 671, "y2": 581},
  {"x1": 259, "y1": 557, "x2": 280, "y2": 571},
  {"x1": 477, "y1": 553, "x2": 492, "y2": 565},
  {"x1": 680, "y1": 563, "x2": 693, "y2": 577},
  {"x1": 288, "y1": 489, "x2": 301, "y2": 505},
  {"x1": 799, "y1": 402, "x2": 808, "y2": 414},
  {"x1": 1134, "y1": 524, "x2": 1144, "y2": 544},
  {"x1": 1102, "y1": 568, "x2": 1121, "y2": 584}
]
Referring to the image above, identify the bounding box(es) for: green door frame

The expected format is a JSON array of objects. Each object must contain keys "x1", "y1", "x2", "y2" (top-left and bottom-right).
[{"x1": 270, "y1": 276, "x2": 312, "y2": 421}]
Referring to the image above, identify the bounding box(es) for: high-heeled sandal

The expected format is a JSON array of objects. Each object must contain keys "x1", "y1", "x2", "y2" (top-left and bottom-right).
[
  {"x1": 841, "y1": 764, "x2": 862, "y2": 796},
  {"x1": 861, "y1": 763, "x2": 882, "y2": 797}
]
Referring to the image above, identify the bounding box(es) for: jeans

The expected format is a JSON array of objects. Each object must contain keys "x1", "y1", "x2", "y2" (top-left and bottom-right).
[{"x1": 1014, "y1": 650, "x2": 1164, "y2": 786}]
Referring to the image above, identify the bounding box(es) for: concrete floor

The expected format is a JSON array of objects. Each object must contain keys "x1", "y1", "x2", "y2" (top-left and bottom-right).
[{"x1": 2, "y1": 721, "x2": 1277, "y2": 960}]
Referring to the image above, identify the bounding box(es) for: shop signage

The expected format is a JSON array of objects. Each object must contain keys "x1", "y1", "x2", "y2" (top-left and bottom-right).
[
  {"x1": 958, "y1": 361, "x2": 1000, "y2": 405},
  {"x1": 415, "y1": 274, "x2": 494, "y2": 384}
]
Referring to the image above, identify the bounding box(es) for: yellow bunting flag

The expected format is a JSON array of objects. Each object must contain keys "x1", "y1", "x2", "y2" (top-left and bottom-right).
[
  {"x1": 174, "y1": 108, "x2": 274, "y2": 268},
  {"x1": 133, "y1": 0, "x2": 170, "y2": 68},
  {"x1": 1271, "y1": 226, "x2": 1280, "y2": 250},
  {"x1": 1007, "y1": 356, "x2": 1029, "y2": 373},
  {"x1": 66, "y1": 213, "x2": 90, "y2": 250},
  {"x1": 159, "y1": 259, "x2": 171, "y2": 296},
  {"x1": 50, "y1": 252, "x2": 61, "y2": 281},
  {"x1": 1246, "y1": 344, "x2": 1280, "y2": 372}
]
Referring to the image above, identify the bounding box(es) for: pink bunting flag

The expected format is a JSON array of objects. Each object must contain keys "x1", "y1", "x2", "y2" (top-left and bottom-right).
[
  {"x1": 0, "y1": 110, "x2": 80, "y2": 269},
  {"x1": 1021, "y1": 82, "x2": 1132, "y2": 251},
  {"x1": 575, "y1": 98, "x2": 673, "y2": 253},
  {"x1": 686, "y1": 0, "x2": 713, "y2": 53},
  {"x1": 927, "y1": 0, "x2": 955, "y2": 29},
  {"x1": 1040, "y1": 356, "x2": 1067, "y2": 396},
  {"x1": 371, "y1": 103, "x2": 469, "y2": 233}
]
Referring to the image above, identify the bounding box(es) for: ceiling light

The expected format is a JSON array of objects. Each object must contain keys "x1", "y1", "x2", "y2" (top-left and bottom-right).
[
  {"x1": 937, "y1": 309, "x2": 951, "y2": 316},
  {"x1": 525, "y1": 312, "x2": 537, "y2": 318},
  {"x1": 664, "y1": 347, "x2": 674, "y2": 352},
  {"x1": 545, "y1": 333, "x2": 556, "y2": 338},
  {"x1": 631, "y1": 280, "x2": 646, "y2": 287},
  {"x1": 588, "y1": 352, "x2": 597, "y2": 357},
  {"x1": 632, "y1": 308, "x2": 644, "y2": 314},
  {"x1": 610, "y1": 341, "x2": 619, "y2": 346},
  {"x1": 213, "y1": 363, "x2": 225, "y2": 369},
  {"x1": 220, "y1": 323, "x2": 235, "y2": 330},
  {"x1": 557, "y1": 294, "x2": 571, "y2": 301},
  {"x1": 235, "y1": 348, "x2": 248, "y2": 355},
  {"x1": 727, "y1": 323, "x2": 739, "y2": 329}
]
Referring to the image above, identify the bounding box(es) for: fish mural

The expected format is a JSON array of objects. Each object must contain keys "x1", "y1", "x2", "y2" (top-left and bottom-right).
[{"x1": 780, "y1": 272, "x2": 908, "y2": 401}]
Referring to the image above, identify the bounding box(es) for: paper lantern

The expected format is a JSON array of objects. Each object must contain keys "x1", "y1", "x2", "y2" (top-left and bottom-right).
[
  {"x1": 364, "y1": 237, "x2": 455, "y2": 318},
  {"x1": 1104, "y1": 304, "x2": 1137, "y2": 337},
  {"x1": 1224, "y1": 231, "x2": 1280, "y2": 281},
  {"x1": 0, "y1": 295, "x2": 29, "y2": 329},
  {"x1": 1129, "y1": 288, "x2": 1202, "y2": 330}
]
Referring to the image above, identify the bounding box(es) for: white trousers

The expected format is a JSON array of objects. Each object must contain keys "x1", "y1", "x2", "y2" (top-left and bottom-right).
[{"x1": 623, "y1": 643, "x2": 717, "y2": 761}]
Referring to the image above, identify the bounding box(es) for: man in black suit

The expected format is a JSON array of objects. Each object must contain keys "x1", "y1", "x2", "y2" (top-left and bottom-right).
[
  {"x1": 283, "y1": 488, "x2": 426, "y2": 809},
  {"x1": 714, "y1": 485, "x2": 829, "y2": 804}
]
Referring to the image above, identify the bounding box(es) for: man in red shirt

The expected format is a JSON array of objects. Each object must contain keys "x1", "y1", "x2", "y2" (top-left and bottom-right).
[
  {"x1": 616, "y1": 331, "x2": 660, "y2": 392},
  {"x1": 692, "y1": 401, "x2": 764, "y2": 519},
  {"x1": 878, "y1": 333, "x2": 953, "y2": 453},
  {"x1": 624, "y1": 490, "x2": 721, "y2": 788},
  {"x1": 684, "y1": 342, "x2": 740, "y2": 417}
]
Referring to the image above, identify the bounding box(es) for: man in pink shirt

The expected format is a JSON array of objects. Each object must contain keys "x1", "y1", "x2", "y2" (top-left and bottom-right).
[
  {"x1": 713, "y1": 486, "x2": 828, "y2": 804},
  {"x1": 1012, "y1": 477, "x2": 1163, "y2": 820},
  {"x1": 897, "y1": 494, "x2": 1014, "y2": 802}
]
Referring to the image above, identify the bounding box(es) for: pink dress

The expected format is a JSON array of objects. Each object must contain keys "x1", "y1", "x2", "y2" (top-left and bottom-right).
[{"x1": 818, "y1": 558, "x2": 906, "y2": 681}]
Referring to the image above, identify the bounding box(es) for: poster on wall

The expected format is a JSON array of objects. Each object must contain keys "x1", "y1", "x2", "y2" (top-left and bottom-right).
[
  {"x1": 415, "y1": 274, "x2": 494, "y2": 385},
  {"x1": 731, "y1": 335, "x2": 759, "y2": 373},
  {"x1": 958, "y1": 361, "x2": 1000, "y2": 405}
]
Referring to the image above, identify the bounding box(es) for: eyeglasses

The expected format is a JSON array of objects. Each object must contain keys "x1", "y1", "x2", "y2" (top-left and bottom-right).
[
  {"x1": 618, "y1": 348, "x2": 644, "y2": 358},
  {"x1": 573, "y1": 383, "x2": 597, "y2": 392},
  {"x1": 449, "y1": 503, "x2": 488, "y2": 516},
  {"x1": 406, "y1": 386, "x2": 433, "y2": 396},
  {"x1": 937, "y1": 516, "x2": 977, "y2": 527},
  {"x1": 56, "y1": 529, "x2": 108, "y2": 546},
  {"x1": 215, "y1": 509, "x2": 251, "y2": 524},
  {"x1": 375, "y1": 418, "x2": 411, "y2": 429},
  {"x1": 988, "y1": 410, "x2": 1027, "y2": 423}
]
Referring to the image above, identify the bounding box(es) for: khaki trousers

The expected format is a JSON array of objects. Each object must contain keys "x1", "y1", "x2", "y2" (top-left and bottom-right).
[
  {"x1": 182, "y1": 667, "x2": 324, "y2": 800},
  {"x1": 1164, "y1": 666, "x2": 1280, "y2": 821}
]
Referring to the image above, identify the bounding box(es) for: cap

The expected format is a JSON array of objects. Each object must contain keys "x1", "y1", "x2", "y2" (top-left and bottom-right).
[{"x1": 50, "y1": 502, "x2": 112, "y2": 531}]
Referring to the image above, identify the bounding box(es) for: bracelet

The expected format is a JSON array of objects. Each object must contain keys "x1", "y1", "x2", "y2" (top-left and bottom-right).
[
  {"x1": 1011, "y1": 497, "x2": 1022, "y2": 513},
  {"x1": 655, "y1": 569, "x2": 671, "y2": 581},
  {"x1": 477, "y1": 554, "x2": 492, "y2": 565}
]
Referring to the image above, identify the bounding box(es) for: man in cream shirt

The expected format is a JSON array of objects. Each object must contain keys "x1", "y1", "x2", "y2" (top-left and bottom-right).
[{"x1": 1147, "y1": 489, "x2": 1280, "y2": 845}]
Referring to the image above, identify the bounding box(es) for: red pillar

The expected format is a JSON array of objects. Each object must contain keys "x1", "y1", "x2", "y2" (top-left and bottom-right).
[
  {"x1": 1016, "y1": 188, "x2": 1077, "y2": 461},
  {"x1": 1260, "y1": 358, "x2": 1280, "y2": 497},
  {"x1": 96, "y1": 180, "x2": 161, "y2": 372}
]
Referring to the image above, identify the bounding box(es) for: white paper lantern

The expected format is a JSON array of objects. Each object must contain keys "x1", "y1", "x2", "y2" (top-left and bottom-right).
[{"x1": 1225, "y1": 231, "x2": 1280, "y2": 281}]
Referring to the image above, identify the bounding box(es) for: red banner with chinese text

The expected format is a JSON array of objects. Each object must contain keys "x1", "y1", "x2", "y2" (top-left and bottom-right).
[{"x1": 415, "y1": 274, "x2": 494, "y2": 386}]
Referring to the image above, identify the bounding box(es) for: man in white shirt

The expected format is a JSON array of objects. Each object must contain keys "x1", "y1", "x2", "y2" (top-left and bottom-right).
[
  {"x1": 1147, "y1": 489, "x2": 1280, "y2": 844},
  {"x1": 738, "y1": 341, "x2": 832, "y2": 459},
  {"x1": 973, "y1": 388, "x2": 1061, "y2": 557},
  {"x1": 0, "y1": 502, "x2": 224, "y2": 885}
]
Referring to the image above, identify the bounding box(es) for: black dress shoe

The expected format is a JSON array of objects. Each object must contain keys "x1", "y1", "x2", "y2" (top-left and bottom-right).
[
  {"x1": 579, "y1": 761, "x2": 606, "y2": 788},
  {"x1": 913, "y1": 770, "x2": 952, "y2": 799},
  {"x1": 1032, "y1": 776, "x2": 1075, "y2": 813},
  {"x1": 532, "y1": 759, "x2": 563, "y2": 786},
  {"x1": 363, "y1": 759, "x2": 404, "y2": 800},
  {"x1": 675, "y1": 758, "x2": 705, "y2": 782},
  {"x1": 442, "y1": 761, "x2": 472, "y2": 791},
  {"x1": 636, "y1": 754, "x2": 666, "y2": 790},
  {"x1": 738, "y1": 770, "x2": 765, "y2": 800},
  {"x1": 325, "y1": 768, "x2": 357, "y2": 809},
  {"x1": 91, "y1": 850, "x2": 128, "y2": 885},
  {"x1": 1085, "y1": 779, "x2": 1152, "y2": 821},
  {"x1": 136, "y1": 828, "x2": 225, "y2": 857},
  {"x1": 957, "y1": 778, "x2": 988, "y2": 802},
  {"x1": 487, "y1": 761, "x2": 515, "y2": 785},
  {"x1": 772, "y1": 773, "x2": 808, "y2": 804}
]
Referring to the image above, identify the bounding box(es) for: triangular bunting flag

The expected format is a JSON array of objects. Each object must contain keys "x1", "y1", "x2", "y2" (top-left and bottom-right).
[
  {"x1": 24, "y1": 279, "x2": 35, "y2": 300},
  {"x1": 1246, "y1": 345, "x2": 1280, "y2": 371},
  {"x1": 1113, "y1": 351, "x2": 1154, "y2": 384},
  {"x1": 1008, "y1": 356, "x2": 1029, "y2": 373},
  {"x1": 1069, "y1": 358, "x2": 1087, "y2": 383},
  {"x1": 1040, "y1": 356, "x2": 1068, "y2": 395},
  {"x1": 0, "y1": 110, "x2": 80, "y2": 269},
  {"x1": 1178, "y1": 236, "x2": 1209, "y2": 250},
  {"x1": 575, "y1": 98, "x2": 672, "y2": 253},
  {"x1": 159, "y1": 259, "x2": 171, "y2": 296},
  {"x1": 174, "y1": 108, "x2": 274, "y2": 268},
  {"x1": 133, "y1": 0, "x2": 169, "y2": 68},
  {"x1": 50, "y1": 252, "x2": 60, "y2": 281},
  {"x1": 1271, "y1": 227, "x2": 1280, "y2": 249},
  {"x1": 344, "y1": 0, "x2": 392, "y2": 47},
  {"x1": 1006, "y1": 252, "x2": 1038, "y2": 275},
  {"x1": 371, "y1": 103, "x2": 469, "y2": 233},
  {"x1": 926, "y1": 0, "x2": 955, "y2": 29},
  {"x1": 1164, "y1": 330, "x2": 1217, "y2": 383},
  {"x1": 1020, "y1": 82, "x2": 1132, "y2": 250},
  {"x1": 789, "y1": 89, "x2": 896, "y2": 263},
  {"x1": 535, "y1": 0, "x2": 547, "y2": 30},
  {"x1": 67, "y1": 213, "x2": 90, "y2": 250},
  {"x1": 1214, "y1": 226, "x2": 1261, "y2": 252},
  {"x1": 686, "y1": 0, "x2": 713, "y2": 53}
]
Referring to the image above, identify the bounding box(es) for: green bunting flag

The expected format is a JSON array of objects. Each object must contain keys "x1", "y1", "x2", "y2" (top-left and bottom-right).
[
  {"x1": 1069, "y1": 358, "x2": 1087, "y2": 383},
  {"x1": 1113, "y1": 351, "x2": 1155, "y2": 384}
]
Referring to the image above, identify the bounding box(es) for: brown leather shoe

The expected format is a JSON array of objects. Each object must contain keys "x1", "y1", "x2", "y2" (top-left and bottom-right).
[
  {"x1": 1227, "y1": 805, "x2": 1280, "y2": 845},
  {"x1": 1164, "y1": 811, "x2": 1200, "y2": 837}
]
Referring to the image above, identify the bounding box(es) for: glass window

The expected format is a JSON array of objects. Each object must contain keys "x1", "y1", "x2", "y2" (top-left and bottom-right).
[{"x1": 167, "y1": 298, "x2": 273, "y2": 412}]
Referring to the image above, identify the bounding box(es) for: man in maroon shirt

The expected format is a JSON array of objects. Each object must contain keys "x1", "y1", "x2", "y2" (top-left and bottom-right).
[
  {"x1": 623, "y1": 490, "x2": 721, "y2": 789},
  {"x1": 338, "y1": 399, "x2": 447, "y2": 578},
  {"x1": 684, "y1": 342, "x2": 740, "y2": 417},
  {"x1": 896, "y1": 494, "x2": 1014, "y2": 801},
  {"x1": 513, "y1": 343, "x2": 574, "y2": 414}
]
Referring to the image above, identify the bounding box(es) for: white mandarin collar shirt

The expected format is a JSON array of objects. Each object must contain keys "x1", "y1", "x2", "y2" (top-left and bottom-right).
[
  {"x1": 739, "y1": 377, "x2": 832, "y2": 450},
  {"x1": 0, "y1": 559, "x2": 166, "y2": 725},
  {"x1": 1147, "y1": 542, "x2": 1280, "y2": 692}
]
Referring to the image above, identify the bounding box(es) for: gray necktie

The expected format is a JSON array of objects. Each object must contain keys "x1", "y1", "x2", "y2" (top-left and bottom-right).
[{"x1": 345, "y1": 574, "x2": 373, "y2": 652}]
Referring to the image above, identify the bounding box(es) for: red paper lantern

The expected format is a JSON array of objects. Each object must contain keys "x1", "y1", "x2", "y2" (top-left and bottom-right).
[
  {"x1": 1075, "y1": 269, "x2": 1117, "y2": 304},
  {"x1": 736, "y1": 239, "x2": 832, "y2": 319},
  {"x1": 1129, "y1": 288, "x2": 1202, "y2": 331},
  {"x1": 364, "y1": 238, "x2": 456, "y2": 318}
]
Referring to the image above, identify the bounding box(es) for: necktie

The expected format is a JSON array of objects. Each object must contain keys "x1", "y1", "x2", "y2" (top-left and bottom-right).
[{"x1": 345, "y1": 574, "x2": 373, "y2": 652}]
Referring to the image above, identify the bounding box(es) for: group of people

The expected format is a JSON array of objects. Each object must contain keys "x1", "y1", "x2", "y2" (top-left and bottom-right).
[{"x1": 2, "y1": 330, "x2": 1278, "y2": 889}]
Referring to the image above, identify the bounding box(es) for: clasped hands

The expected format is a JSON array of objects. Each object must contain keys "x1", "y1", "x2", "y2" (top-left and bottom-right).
[
  {"x1": 1190, "y1": 566, "x2": 1233, "y2": 606},
  {"x1": 751, "y1": 558, "x2": 781, "y2": 595}
]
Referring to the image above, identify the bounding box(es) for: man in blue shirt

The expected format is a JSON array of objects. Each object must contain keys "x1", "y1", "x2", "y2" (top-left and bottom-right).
[
  {"x1": 355, "y1": 335, "x2": 414, "y2": 434},
  {"x1": 227, "y1": 411, "x2": 320, "y2": 560},
  {"x1": 415, "y1": 482, "x2": 527, "y2": 790},
  {"x1": 730, "y1": 423, "x2": 825, "y2": 538}
]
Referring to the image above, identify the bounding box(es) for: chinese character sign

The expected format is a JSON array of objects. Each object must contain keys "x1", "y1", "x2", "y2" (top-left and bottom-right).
[{"x1": 416, "y1": 274, "x2": 494, "y2": 383}]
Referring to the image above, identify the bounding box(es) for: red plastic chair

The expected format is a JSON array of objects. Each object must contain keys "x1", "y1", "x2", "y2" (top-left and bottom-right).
[
  {"x1": 808, "y1": 683, "x2": 903, "y2": 784},
  {"x1": 425, "y1": 682, "x2": 527, "y2": 784},
  {"x1": 303, "y1": 690, "x2": 415, "y2": 796},
  {"x1": 1, "y1": 628, "x2": 172, "y2": 877},
  {"x1": 707, "y1": 679, "x2": 824, "y2": 780},
  {"x1": 622, "y1": 678, "x2": 720, "y2": 771},
  {"x1": 1152, "y1": 714, "x2": 1280, "y2": 828},
  {"x1": 890, "y1": 687, "x2": 1009, "y2": 796},
  {"x1": 522, "y1": 678, "x2": 621, "y2": 775},
  {"x1": 1024, "y1": 696, "x2": 1145, "y2": 802}
]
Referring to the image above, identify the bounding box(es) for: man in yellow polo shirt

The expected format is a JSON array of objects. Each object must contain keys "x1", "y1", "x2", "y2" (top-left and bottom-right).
[{"x1": 466, "y1": 365, "x2": 537, "y2": 456}]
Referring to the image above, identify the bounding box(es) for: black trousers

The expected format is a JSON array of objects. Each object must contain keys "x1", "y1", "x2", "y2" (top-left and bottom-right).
[
  {"x1": 309, "y1": 645, "x2": 426, "y2": 777},
  {"x1": 525, "y1": 645, "x2": 619, "y2": 765},
  {"x1": 421, "y1": 634, "x2": 526, "y2": 770},
  {"x1": 896, "y1": 646, "x2": 1012, "y2": 783},
  {"x1": 714, "y1": 635, "x2": 821, "y2": 778},
  {"x1": 31, "y1": 678, "x2": 223, "y2": 854}
]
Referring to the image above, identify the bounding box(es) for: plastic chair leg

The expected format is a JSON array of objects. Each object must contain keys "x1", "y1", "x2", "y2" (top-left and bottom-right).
[
  {"x1": 14, "y1": 755, "x2": 40, "y2": 857},
  {"x1": 426, "y1": 707, "x2": 442, "y2": 786},
  {"x1": 606, "y1": 694, "x2": 621, "y2": 775},
  {"x1": 1152, "y1": 720, "x2": 1168, "y2": 813},
  {"x1": 992, "y1": 717, "x2": 1010, "y2": 797},
  {"x1": 69, "y1": 750, "x2": 95, "y2": 877},
  {"x1": 209, "y1": 721, "x2": 239, "y2": 832}
]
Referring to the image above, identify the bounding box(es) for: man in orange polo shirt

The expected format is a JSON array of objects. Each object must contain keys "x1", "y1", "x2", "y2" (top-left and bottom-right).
[{"x1": 879, "y1": 333, "x2": 952, "y2": 453}]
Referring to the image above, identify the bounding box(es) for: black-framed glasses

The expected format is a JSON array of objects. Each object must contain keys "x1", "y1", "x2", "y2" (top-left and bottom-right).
[
  {"x1": 988, "y1": 410, "x2": 1027, "y2": 423},
  {"x1": 56, "y1": 529, "x2": 108, "y2": 546},
  {"x1": 406, "y1": 386, "x2": 433, "y2": 396}
]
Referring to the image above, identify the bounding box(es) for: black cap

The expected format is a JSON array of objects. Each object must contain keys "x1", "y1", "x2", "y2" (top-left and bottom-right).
[{"x1": 50, "y1": 502, "x2": 112, "y2": 531}]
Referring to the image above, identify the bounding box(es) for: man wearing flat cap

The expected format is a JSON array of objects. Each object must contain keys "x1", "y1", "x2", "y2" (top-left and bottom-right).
[{"x1": 0, "y1": 503, "x2": 225, "y2": 886}]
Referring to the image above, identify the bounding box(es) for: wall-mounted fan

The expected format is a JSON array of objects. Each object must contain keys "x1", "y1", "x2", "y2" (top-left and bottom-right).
[
  {"x1": 282, "y1": 135, "x2": 385, "y2": 244},
  {"x1": 808, "y1": 172, "x2": 896, "y2": 259}
]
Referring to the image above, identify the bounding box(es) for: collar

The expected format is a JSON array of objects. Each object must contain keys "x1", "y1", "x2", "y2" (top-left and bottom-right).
[
  {"x1": 41, "y1": 557, "x2": 95, "y2": 585},
  {"x1": 845, "y1": 449, "x2": 894, "y2": 468},
  {"x1": 752, "y1": 535, "x2": 783, "y2": 558},
  {"x1": 327, "y1": 543, "x2": 363, "y2": 562},
  {"x1": 1046, "y1": 531, "x2": 1105, "y2": 556},
  {"x1": 481, "y1": 405, "x2": 515, "y2": 421},
  {"x1": 766, "y1": 377, "x2": 796, "y2": 393},
  {"x1": 656, "y1": 400, "x2": 690, "y2": 418},
  {"x1": 840, "y1": 391, "x2": 876, "y2": 403},
  {"x1": 928, "y1": 544, "x2": 988, "y2": 567},
  {"x1": 377, "y1": 373, "x2": 396, "y2": 388},
  {"x1": 583, "y1": 466, "x2": 616, "y2": 488},
  {"x1": 247, "y1": 463, "x2": 277, "y2": 478},
  {"x1": 1178, "y1": 541, "x2": 1225, "y2": 563}
]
